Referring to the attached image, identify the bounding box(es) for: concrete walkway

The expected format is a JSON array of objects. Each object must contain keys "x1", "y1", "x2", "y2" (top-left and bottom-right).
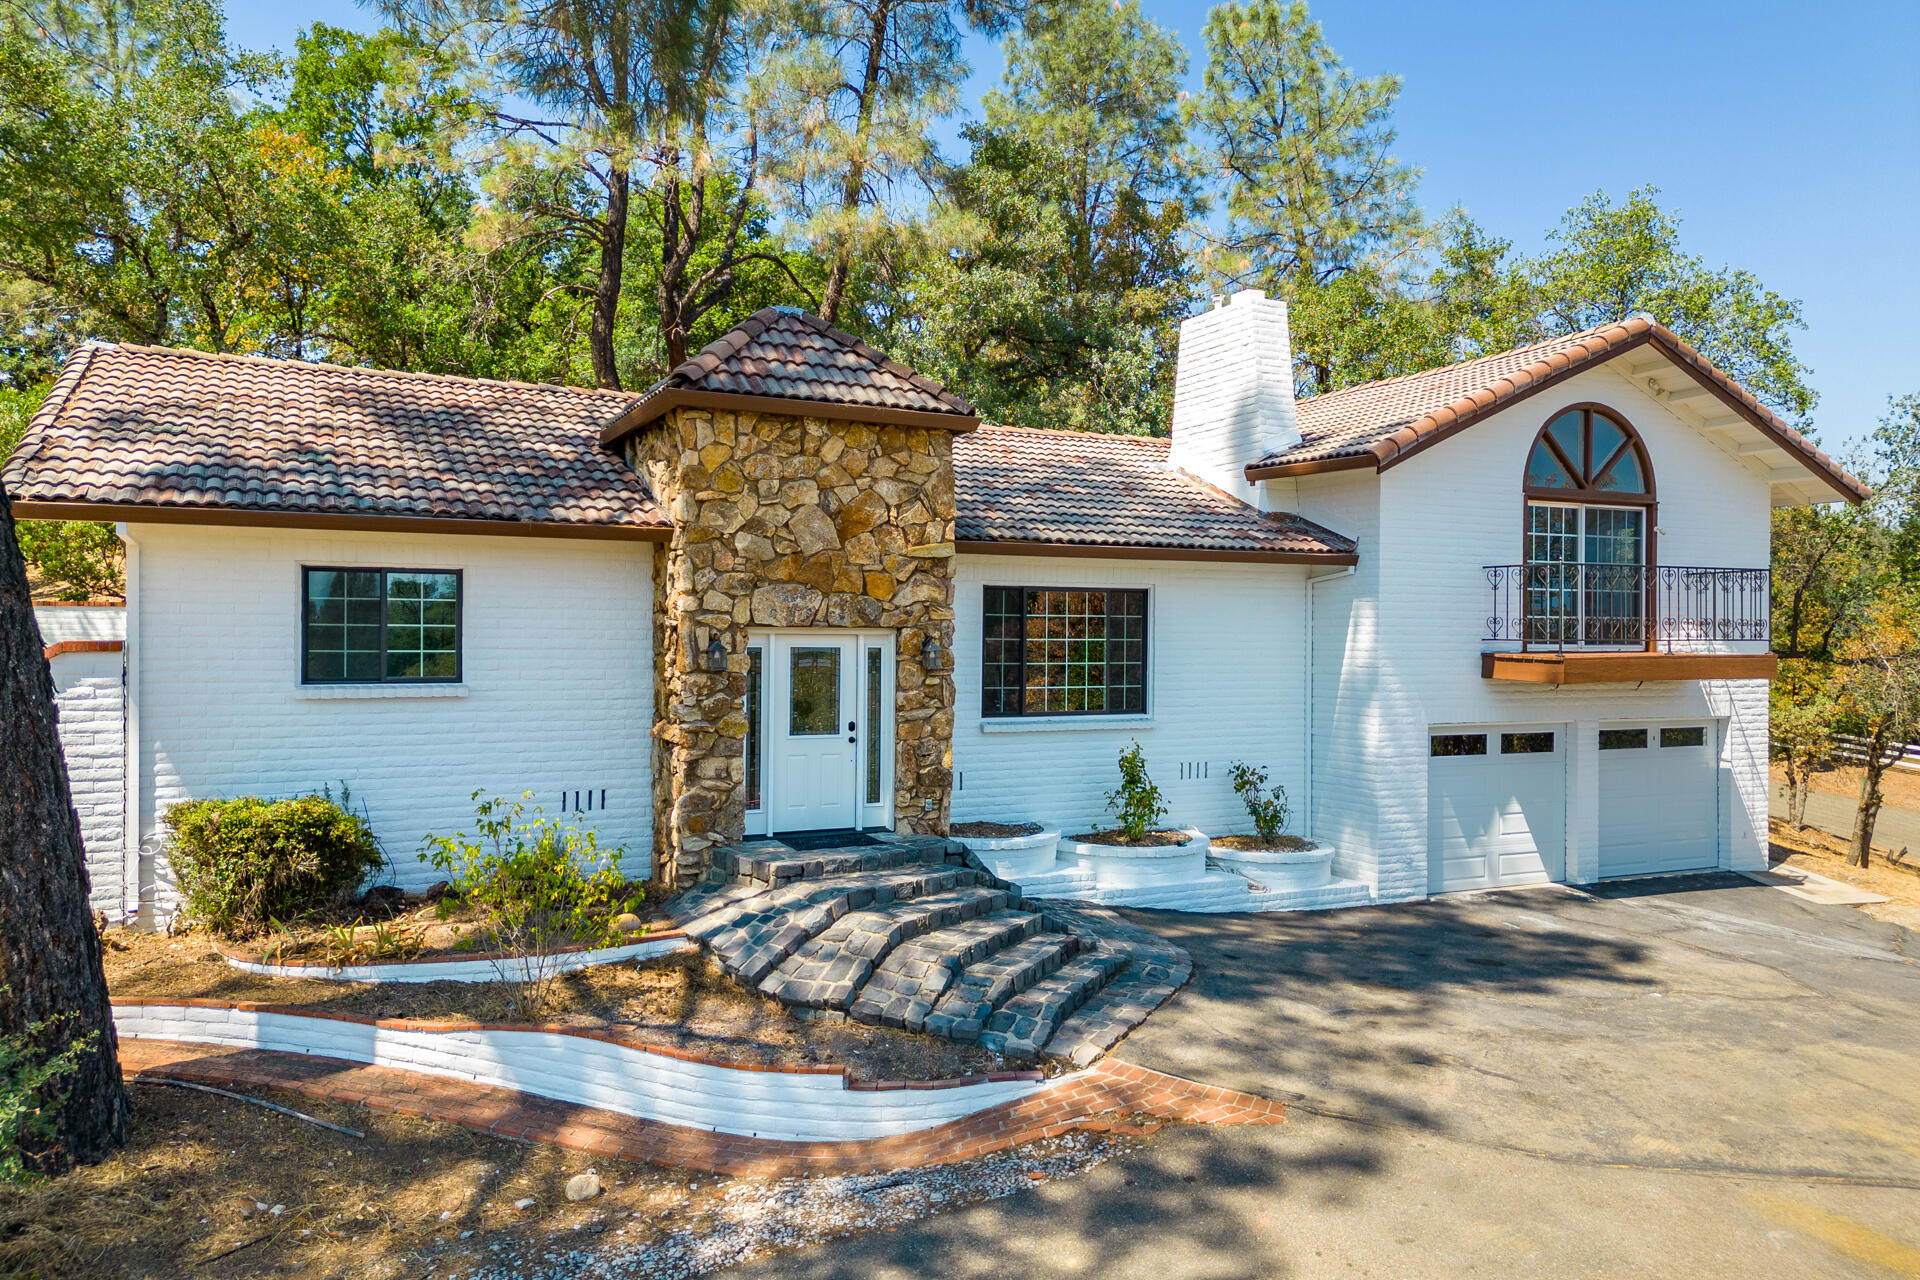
[{"x1": 727, "y1": 877, "x2": 1920, "y2": 1279}]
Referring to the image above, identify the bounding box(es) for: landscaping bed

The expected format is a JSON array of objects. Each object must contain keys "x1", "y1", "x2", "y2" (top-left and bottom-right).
[
  {"x1": 950, "y1": 821, "x2": 1042, "y2": 840},
  {"x1": 1209, "y1": 834, "x2": 1317, "y2": 853},
  {"x1": 103, "y1": 929, "x2": 1026, "y2": 1083},
  {"x1": 0, "y1": 1077, "x2": 1128, "y2": 1280},
  {"x1": 1067, "y1": 829, "x2": 1190, "y2": 848},
  {"x1": 213, "y1": 883, "x2": 678, "y2": 969}
]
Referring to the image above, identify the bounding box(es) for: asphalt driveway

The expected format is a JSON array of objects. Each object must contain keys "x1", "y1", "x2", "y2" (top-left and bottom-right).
[{"x1": 727, "y1": 875, "x2": 1920, "y2": 1278}]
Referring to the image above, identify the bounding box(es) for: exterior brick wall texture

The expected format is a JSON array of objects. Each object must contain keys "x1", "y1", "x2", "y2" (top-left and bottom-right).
[
  {"x1": 629, "y1": 408, "x2": 959, "y2": 886},
  {"x1": 49, "y1": 646, "x2": 127, "y2": 914}
]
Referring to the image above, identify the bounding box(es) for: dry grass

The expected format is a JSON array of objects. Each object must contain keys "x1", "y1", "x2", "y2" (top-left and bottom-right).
[
  {"x1": 0, "y1": 1079, "x2": 733, "y2": 1280},
  {"x1": 103, "y1": 928, "x2": 1020, "y2": 1083},
  {"x1": 1767, "y1": 818, "x2": 1920, "y2": 912}
]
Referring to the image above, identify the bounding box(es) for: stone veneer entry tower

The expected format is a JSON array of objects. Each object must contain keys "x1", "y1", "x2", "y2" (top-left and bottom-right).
[{"x1": 602, "y1": 309, "x2": 980, "y2": 886}]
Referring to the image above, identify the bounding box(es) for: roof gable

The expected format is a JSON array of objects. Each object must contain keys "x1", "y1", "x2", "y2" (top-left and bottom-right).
[
  {"x1": 603, "y1": 307, "x2": 978, "y2": 440},
  {"x1": 1246, "y1": 317, "x2": 1868, "y2": 505}
]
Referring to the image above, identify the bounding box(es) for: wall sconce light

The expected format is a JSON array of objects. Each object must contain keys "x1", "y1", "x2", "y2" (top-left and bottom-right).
[
  {"x1": 920, "y1": 636, "x2": 944, "y2": 672},
  {"x1": 705, "y1": 633, "x2": 728, "y2": 673}
]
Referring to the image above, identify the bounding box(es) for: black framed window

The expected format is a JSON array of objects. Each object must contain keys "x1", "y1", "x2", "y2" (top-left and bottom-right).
[
  {"x1": 302, "y1": 568, "x2": 461, "y2": 684},
  {"x1": 1660, "y1": 726, "x2": 1706, "y2": 748},
  {"x1": 1501, "y1": 731, "x2": 1556, "y2": 754},
  {"x1": 1430, "y1": 733, "x2": 1487, "y2": 757},
  {"x1": 982, "y1": 587, "x2": 1147, "y2": 717},
  {"x1": 1599, "y1": 728, "x2": 1648, "y2": 750}
]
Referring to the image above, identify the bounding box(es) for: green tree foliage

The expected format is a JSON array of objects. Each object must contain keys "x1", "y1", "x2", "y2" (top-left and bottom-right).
[{"x1": 1190, "y1": 0, "x2": 1421, "y2": 288}]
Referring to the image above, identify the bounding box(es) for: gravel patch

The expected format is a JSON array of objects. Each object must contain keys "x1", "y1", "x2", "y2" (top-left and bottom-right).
[{"x1": 447, "y1": 1132, "x2": 1132, "y2": 1279}]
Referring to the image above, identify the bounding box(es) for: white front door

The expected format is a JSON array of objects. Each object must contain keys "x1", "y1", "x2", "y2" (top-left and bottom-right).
[{"x1": 770, "y1": 635, "x2": 860, "y2": 832}]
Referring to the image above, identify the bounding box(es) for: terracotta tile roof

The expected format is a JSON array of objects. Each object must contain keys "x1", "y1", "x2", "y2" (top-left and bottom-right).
[
  {"x1": 608, "y1": 308, "x2": 977, "y2": 438},
  {"x1": 1249, "y1": 316, "x2": 1869, "y2": 504},
  {"x1": 954, "y1": 425, "x2": 1356, "y2": 560},
  {"x1": 1, "y1": 343, "x2": 669, "y2": 532}
]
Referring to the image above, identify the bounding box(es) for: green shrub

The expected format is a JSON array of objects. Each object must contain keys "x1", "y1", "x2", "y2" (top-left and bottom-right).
[
  {"x1": 165, "y1": 792, "x2": 385, "y2": 937},
  {"x1": 16, "y1": 520, "x2": 122, "y2": 601},
  {"x1": 0, "y1": 996, "x2": 95, "y2": 1184},
  {"x1": 1104, "y1": 740, "x2": 1168, "y2": 840},
  {"x1": 1228, "y1": 761, "x2": 1291, "y2": 844},
  {"x1": 419, "y1": 792, "x2": 639, "y2": 1016}
]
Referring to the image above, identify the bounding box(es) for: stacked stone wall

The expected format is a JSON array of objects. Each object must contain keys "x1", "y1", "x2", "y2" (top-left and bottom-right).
[{"x1": 629, "y1": 409, "x2": 959, "y2": 884}]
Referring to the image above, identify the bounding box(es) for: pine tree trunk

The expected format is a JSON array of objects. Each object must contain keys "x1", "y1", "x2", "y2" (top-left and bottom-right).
[
  {"x1": 589, "y1": 169, "x2": 631, "y2": 391},
  {"x1": 0, "y1": 485, "x2": 129, "y2": 1173}
]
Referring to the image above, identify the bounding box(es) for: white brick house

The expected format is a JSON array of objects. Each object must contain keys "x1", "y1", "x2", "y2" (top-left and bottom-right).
[{"x1": 6, "y1": 297, "x2": 1864, "y2": 922}]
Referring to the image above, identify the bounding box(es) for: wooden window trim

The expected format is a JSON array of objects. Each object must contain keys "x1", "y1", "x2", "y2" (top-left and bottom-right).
[{"x1": 300, "y1": 566, "x2": 465, "y2": 686}]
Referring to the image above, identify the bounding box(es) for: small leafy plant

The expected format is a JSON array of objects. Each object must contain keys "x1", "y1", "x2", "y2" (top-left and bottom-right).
[
  {"x1": 419, "y1": 792, "x2": 641, "y2": 1017},
  {"x1": 1228, "y1": 761, "x2": 1292, "y2": 845},
  {"x1": 165, "y1": 791, "x2": 385, "y2": 937},
  {"x1": 1, "y1": 993, "x2": 96, "y2": 1184},
  {"x1": 1104, "y1": 741, "x2": 1169, "y2": 840}
]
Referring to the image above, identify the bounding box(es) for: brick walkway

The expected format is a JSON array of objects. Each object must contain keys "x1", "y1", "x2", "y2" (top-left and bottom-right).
[{"x1": 119, "y1": 1039, "x2": 1283, "y2": 1177}]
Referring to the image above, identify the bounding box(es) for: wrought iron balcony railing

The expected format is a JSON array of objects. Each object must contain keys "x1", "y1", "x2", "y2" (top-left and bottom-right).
[{"x1": 1483, "y1": 564, "x2": 1770, "y2": 650}]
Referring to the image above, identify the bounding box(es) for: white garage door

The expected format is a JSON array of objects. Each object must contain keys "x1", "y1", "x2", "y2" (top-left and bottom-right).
[
  {"x1": 1427, "y1": 726, "x2": 1567, "y2": 894},
  {"x1": 1599, "y1": 723, "x2": 1718, "y2": 877}
]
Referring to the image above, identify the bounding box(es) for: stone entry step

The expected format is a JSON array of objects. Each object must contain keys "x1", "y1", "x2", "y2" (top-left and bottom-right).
[
  {"x1": 759, "y1": 885, "x2": 1013, "y2": 1010},
  {"x1": 673, "y1": 834, "x2": 1194, "y2": 1063}
]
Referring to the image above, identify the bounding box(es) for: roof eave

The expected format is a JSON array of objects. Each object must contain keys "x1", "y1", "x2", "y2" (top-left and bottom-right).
[
  {"x1": 10, "y1": 500, "x2": 673, "y2": 543},
  {"x1": 1241, "y1": 322, "x2": 1870, "y2": 506},
  {"x1": 601, "y1": 386, "x2": 981, "y2": 444},
  {"x1": 954, "y1": 538, "x2": 1358, "y2": 566}
]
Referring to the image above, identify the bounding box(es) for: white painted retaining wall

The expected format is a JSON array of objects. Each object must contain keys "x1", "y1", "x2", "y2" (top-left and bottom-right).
[
  {"x1": 122, "y1": 524, "x2": 656, "y2": 913},
  {"x1": 222, "y1": 934, "x2": 693, "y2": 983},
  {"x1": 112, "y1": 1004, "x2": 1047, "y2": 1141},
  {"x1": 951, "y1": 554, "x2": 1311, "y2": 839}
]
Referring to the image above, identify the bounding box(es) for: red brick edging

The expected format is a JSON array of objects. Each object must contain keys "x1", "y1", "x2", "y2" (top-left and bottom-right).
[
  {"x1": 119, "y1": 1039, "x2": 1284, "y2": 1177},
  {"x1": 43, "y1": 638, "x2": 123, "y2": 659}
]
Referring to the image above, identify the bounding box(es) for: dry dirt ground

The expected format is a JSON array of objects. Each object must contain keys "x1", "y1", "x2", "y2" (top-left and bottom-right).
[
  {"x1": 103, "y1": 929, "x2": 1023, "y2": 1083},
  {"x1": 0, "y1": 1078, "x2": 1129, "y2": 1280},
  {"x1": 1768, "y1": 817, "x2": 1920, "y2": 928}
]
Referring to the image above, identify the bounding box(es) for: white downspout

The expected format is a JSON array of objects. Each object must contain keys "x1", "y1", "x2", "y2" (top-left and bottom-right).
[
  {"x1": 117, "y1": 523, "x2": 141, "y2": 926},
  {"x1": 1304, "y1": 564, "x2": 1356, "y2": 844}
]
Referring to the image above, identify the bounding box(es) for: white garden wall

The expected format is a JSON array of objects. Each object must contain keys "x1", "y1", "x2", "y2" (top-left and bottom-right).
[
  {"x1": 122, "y1": 524, "x2": 656, "y2": 914},
  {"x1": 951, "y1": 554, "x2": 1310, "y2": 839},
  {"x1": 38, "y1": 604, "x2": 128, "y2": 917},
  {"x1": 111, "y1": 1003, "x2": 1046, "y2": 1141},
  {"x1": 1278, "y1": 359, "x2": 1780, "y2": 901}
]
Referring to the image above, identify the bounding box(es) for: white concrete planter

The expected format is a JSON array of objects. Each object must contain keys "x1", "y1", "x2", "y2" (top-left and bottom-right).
[
  {"x1": 1057, "y1": 826, "x2": 1209, "y2": 889},
  {"x1": 1210, "y1": 843, "x2": 1335, "y2": 892},
  {"x1": 951, "y1": 827, "x2": 1060, "y2": 880}
]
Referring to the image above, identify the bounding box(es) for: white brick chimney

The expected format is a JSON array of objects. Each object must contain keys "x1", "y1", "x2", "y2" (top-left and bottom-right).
[{"x1": 1166, "y1": 288, "x2": 1300, "y2": 508}]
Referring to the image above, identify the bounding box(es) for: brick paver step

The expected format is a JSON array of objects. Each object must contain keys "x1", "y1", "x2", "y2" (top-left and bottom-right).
[
  {"x1": 975, "y1": 948, "x2": 1132, "y2": 1060},
  {"x1": 684, "y1": 866, "x2": 987, "y2": 986},
  {"x1": 759, "y1": 886, "x2": 1012, "y2": 1010},
  {"x1": 847, "y1": 910, "x2": 1043, "y2": 1032},
  {"x1": 919, "y1": 933, "x2": 1088, "y2": 1044}
]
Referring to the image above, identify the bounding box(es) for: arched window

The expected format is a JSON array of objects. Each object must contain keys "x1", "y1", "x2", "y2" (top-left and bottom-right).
[{"x1": 1522, "y1": 407, "x2": 1655, "y2": 647}]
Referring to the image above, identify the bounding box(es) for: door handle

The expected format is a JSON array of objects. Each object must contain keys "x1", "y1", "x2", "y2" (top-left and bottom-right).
[{"x1": 848, "y1": 720, "x2": 857, "y2": 732}]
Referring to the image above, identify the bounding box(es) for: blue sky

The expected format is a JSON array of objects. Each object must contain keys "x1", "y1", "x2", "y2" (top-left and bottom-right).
[{"x1": 227, "y1": 0, "x2": 1918, "y2": 454}]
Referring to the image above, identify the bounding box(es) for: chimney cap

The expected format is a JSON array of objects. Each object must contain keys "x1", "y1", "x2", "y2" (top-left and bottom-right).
[{"x1": 1230, "y1": 288, "x2": 1268, "y2": 305}]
